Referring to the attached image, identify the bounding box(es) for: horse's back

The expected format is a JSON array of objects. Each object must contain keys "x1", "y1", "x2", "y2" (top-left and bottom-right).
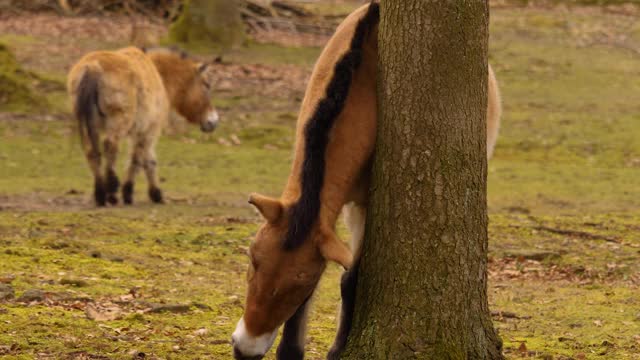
[
  {"x1": 294, "y1": 4, "x2": 375, "y2": 134},
  {"x1": 284, "y1": 4, "x2": 378, "y2": 205},
  {"x1": 68, "y1": 47, "x2": 167, "y2": 127}
]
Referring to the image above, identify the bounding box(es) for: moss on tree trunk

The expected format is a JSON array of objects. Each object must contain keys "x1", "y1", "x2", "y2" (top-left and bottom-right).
[
  {"x1": 0, "y1": 43, "x2": 44, "y2": 112},
  {"x1": 341, "y1": 1, "x2": 504, "y2": 359},
  {"x1": 168, "y1": 0, "x2": 245, "y2": 52}
]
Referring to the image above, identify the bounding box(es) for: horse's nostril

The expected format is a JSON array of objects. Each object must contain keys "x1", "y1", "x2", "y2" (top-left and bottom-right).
[
  {"x1": 233, "y1": 347, "x2": 264, "y2": 360},
  {"x1": 200, "y1": 121, "x2": 217, "y2": 133}
]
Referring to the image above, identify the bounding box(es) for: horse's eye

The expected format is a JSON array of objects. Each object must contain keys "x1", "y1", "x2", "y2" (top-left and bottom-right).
[{"x1": 296, "y1": 272, "x2": 308, "y2": 281}]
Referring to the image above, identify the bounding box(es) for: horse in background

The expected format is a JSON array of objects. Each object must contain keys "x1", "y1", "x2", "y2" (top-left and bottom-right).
[{"x1": 67, "y1": 46, "x2": 219, "y2": 206}]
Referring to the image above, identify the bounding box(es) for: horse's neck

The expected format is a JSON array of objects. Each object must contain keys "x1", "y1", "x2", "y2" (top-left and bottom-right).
[
  {"x1": 150, "y1": 57, "x2": 190, "y2": 108},
  {"x1": 280, "y1": 154, "x2": 351, "y2": 231},
  {"x1": 157, "y1": 69, "x2": 182, "y2": 105}
]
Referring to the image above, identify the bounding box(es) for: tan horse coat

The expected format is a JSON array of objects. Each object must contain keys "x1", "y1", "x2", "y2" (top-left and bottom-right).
[{"x1": 67, "y1": 47, "x2": 219, "y2": 206}]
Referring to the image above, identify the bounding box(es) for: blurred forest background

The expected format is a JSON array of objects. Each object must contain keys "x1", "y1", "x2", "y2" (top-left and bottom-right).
[{"x1": 0, "y1": 0, "x2": 639, "y2": 359}]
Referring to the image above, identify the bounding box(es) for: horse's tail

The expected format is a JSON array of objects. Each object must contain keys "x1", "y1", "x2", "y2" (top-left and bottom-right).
[{"x1": 73, "y1": 64, "x2": 102, "y2": 155}]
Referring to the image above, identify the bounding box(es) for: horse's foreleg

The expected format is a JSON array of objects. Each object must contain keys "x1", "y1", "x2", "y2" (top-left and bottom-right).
[
  {"x1": 276, "y1": 296, "x2": 312, "y2": 360},
  {"x1": 103, "y1": 137, "x2": 121, "y2": 205},
  {"x1": 327, "y1": 263, "x2": 359, "y2": 360},
  {"x1": 327, "y1": 203, "x2": 366, "y2": 359}
]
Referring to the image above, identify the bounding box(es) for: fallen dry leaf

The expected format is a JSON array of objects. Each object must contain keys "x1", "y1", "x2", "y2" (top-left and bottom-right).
[
  {"x1": 85, "y1": 303, "x2": 122, "y2": 322},
  {"x1": 230, "y1": 134, "x2": 242, "y2": 146},
  {"x1": 194, "y1": 328, "x2": 208, "y2": 336},
  {"x1": 518, "y1": 342, "x2": 527, "y2": 354}
]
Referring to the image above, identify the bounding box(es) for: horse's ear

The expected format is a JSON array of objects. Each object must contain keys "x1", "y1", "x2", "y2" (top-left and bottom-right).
[
  {"x1": 197, "y1": 62, "x2": 210, "y2": 74},
  {"x1": 318, "y1": 230, "x2": 353, "y2": 270},
  {"x1": 248, "y1": 193, "x2": 283, "y2": 223}
]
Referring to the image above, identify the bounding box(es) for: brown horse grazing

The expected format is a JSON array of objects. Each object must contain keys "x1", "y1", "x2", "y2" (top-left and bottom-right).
[
  {"x1": 232, "y1": 3, "x2": 502, "y2": 359},
  {"x1": 67, "y1": 46, "x2": 219, "y2": 206}
]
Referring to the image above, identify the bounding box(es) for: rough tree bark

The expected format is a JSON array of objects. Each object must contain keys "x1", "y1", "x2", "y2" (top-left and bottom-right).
[
  {"x1": 341, "y1": 1, "x2": 504, "y2": 359},
  {"x1": 169, "y1": 0, "x2": 245, "y2": 50},
  {"x1": 0, "y1": 43, "x2": 44, "y2": 112}
]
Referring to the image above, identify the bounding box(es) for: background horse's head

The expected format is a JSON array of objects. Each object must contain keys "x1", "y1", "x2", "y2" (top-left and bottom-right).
[
  {"x1": 145, "y1": 47, "x2": 220, "y2": 133},
  {"x1": 232, "y1": 194, "x2": 351, "y2": 359}
]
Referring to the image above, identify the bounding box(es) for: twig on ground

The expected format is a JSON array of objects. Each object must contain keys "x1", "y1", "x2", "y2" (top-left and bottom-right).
[
  {"x1": 510, "y1": 224, "x2": 620, "y2": 243},
  {"x1": 491, "y1": 310, "x2": 532, "y2": 320}
]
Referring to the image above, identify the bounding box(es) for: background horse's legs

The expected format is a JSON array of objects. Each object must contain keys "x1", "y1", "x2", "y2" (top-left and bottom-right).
[
  {"x1": 122, "y1": 138, "x2": 144, "y2": 205},
  {"x1": 103, "y1": 136, "x2": 121, "y2": 205},
  {"x1": 83, "y1": 138, "x2": 105, "y2": 206},
  {"x1": 141, "y1": 139, "x2": 163, "y2": 204}
]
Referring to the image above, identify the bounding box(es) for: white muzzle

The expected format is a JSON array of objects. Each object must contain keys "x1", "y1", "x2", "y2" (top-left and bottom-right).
[
  {"x1": 200, "y1": 110, "x2": 219, "y2": 133},
  {"x1": 231, "y1": 317, "x2": 278, "y2": 359}
]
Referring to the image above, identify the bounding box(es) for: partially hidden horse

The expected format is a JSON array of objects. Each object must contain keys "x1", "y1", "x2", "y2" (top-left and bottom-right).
[
  {"x1": 232, "y1": 3, "x2": 502, "y2": 359},
  {"x1": 67, "y1": 47, "x2": 220, "y2": 206}
]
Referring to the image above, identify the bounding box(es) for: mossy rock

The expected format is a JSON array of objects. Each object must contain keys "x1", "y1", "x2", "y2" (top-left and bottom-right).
[
  {"x1": 168, "y1": 0, "x2": 246, "y2": 52},
  {"x1": 0, "y1": 43, "x2": 47, "y2": 113}
]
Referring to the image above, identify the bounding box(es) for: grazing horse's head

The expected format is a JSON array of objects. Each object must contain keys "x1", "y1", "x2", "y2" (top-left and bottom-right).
[
  {"x1": 145, "y1": 47, "x2": 220, "y2": 133},
  {"x1": 179, "y1": 61, "x2": 220, "y2": 133},
  {"x1": 232, "y1": 194, "x2": 352, "y2": 359}
]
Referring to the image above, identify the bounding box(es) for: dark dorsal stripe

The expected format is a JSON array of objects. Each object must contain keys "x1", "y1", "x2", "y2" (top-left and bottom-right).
[{"x1": 284, "y1": 2, "x2": 380, "y2": 250}]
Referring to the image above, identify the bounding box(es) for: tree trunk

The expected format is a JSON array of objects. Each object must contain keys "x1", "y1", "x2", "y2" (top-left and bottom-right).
[
  {"x1": 341, "y1": 1, "x2": 503, "y2": 359},
  {"x1": 168, "y1": 0, "x2": 245, "y2": 51},
  {"x1": 0, "y1": 43, "x2": 44, "y2": 112}
]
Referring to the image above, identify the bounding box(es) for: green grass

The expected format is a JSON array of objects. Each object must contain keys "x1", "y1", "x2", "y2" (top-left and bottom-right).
[
  {"x1": 1, "y1": 5, "x2": 640, "y2": 360},
  {"x1": 488, "y1": 8, "x2": 640, "y2": 215}
]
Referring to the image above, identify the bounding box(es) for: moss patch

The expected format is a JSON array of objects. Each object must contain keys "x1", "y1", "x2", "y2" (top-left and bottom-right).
[
  {"x1": 0, "y1": 43, "x2": 48, "y2": 113},
  {"x1": 168, "y1": 0, "x2": 246, "y2": 52}
]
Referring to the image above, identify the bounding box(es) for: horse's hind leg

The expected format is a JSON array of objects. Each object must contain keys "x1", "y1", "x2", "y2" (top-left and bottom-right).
[
  {"x1": 140, "y1": 139, "x2": 163, "y2": 204},
  {"x1": 103, "y1": 137, "x2": 121, "y2": 205},
  {"x1": 122, "y1": 140, "x2": 143, "y2": 205},
  {"x1": 84, "y1": 146, "x2": 106, "y2": 206}
]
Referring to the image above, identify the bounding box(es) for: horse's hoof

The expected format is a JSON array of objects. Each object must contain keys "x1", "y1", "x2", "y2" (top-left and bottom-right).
[
  {"x1": 106, "y1": 170, "x2": 120, "y2": 194},
  {"x1": 94, "y1": 190, "x2": 107, "y2": 206},
  {"x1": 107, "y1": 194, "x2": 118, "y2": 205},
  {"x1": 149, "y1": 187, "x2": 164, "y2": 204},
  {"x1": 122, "y1": 181, "x2": 134, "y2": 205}
]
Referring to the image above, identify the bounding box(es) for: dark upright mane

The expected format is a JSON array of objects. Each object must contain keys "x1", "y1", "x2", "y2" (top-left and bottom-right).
[{"x1": 283, "y1": 2, "x2": 380, "y2": 250}]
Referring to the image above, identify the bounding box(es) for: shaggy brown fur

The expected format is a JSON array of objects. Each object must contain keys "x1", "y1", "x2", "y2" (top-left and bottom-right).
[
  {"x1": 67, "y1": 47, "x2": 219, "y2": 206},
  {"x1": 233, "y1": 3, "x2": 502, "y2": 359}
]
